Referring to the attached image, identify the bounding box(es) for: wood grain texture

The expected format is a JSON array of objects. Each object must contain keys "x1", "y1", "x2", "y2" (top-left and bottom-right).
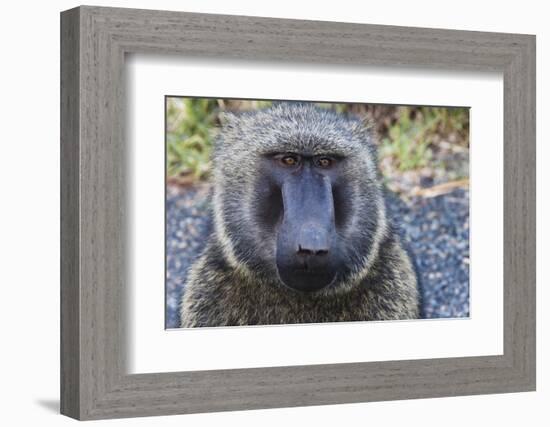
[
  {"x1": 60, "y1": 5, "x2": 536, "y2": 420},
  {"x1": 60, "y1": 7, "x2": 80, "y2": 419}
]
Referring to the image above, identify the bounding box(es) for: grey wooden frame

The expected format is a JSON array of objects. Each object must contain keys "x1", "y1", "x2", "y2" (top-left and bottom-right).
[{"x1": 60, "y1": 5, "x2": 536, "y2": 421}]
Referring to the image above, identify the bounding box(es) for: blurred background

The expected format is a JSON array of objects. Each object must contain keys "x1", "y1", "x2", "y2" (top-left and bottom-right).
[{"x1": 166, "y1": 98, "x2": 470, "y2": 328}]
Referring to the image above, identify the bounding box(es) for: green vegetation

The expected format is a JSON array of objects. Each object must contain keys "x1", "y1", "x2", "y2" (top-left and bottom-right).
[
  {"x1": 166, "y1": 99, "x2": 469, "y2": 185},
  {"x1": 166, "y1": 98, "x2": 218, "y2": 180},
  {"x1": 380, "y1": 107, "x2": 468, "y2": 171},
  {"x1": 379, "y1": 107, "x2": 469, "y2": 171}
]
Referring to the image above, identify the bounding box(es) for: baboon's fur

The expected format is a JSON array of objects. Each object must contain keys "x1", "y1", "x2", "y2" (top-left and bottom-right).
[{"x1": 180, "y1": 102, "x2": 419, "y2": 327}]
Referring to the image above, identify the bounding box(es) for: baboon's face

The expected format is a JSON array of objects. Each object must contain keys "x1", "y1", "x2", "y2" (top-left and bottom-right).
[
  {"x1": 256, "y1": 152, "x2": 345, "y2": 292},
  {"x1": 213, "y1": 103, "x2": 385, "y2": 294}
]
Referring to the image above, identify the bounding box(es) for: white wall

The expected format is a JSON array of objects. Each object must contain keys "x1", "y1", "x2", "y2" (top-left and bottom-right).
[{"x1": 0, "y1": 0, "x2": 546, "y2": 425}]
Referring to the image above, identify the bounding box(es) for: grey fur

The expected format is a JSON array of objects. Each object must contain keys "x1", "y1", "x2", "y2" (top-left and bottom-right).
[{"x1": 180, "y1": 102, "x2": 419, "y2": 327}]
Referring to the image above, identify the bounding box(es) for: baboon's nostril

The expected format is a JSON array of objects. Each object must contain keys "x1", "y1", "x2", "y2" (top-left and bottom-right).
[
  {"x1": 297, "y1": 244, "x2": 312, "y2": 256},
  {"x1": 296, "y1": 223, "x2": 331, "y2": 260},
  {"x1": 297, "y1": 245, "x2": 329, "y2": 257}
]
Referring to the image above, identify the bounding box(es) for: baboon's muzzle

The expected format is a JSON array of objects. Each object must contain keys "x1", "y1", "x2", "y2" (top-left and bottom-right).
[{"x1": 275, "y1": 168, "x2": 338, "y2": 292}]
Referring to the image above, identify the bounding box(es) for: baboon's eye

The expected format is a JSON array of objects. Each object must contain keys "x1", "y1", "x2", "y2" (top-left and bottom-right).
[
  {"x1": 315, "y1": 157, "x2": 333, "y2": 168},
  {"x1": 280, "y1": 154, "x2": 299, "y2": 167}
]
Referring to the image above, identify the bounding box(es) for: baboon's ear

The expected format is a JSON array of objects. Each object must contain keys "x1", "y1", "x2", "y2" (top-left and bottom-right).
[
  {"x1": 351, "y1": 117, "x2": 374, "y2": 140},
  {"x1": 216, "y1": 111, "x2": 241, "y2": 150},
  {"x1": 352, "y1": 117, "x2": 378, "y2": 159},
  {"x1": 218, "y1": 111, "x2": 240, "y2": 130}
]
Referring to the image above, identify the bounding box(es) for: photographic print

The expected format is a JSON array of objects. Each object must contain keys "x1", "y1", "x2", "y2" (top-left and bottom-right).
[
  {"x1": 61, "y1": 8, "x2": 536, "y2": 418},
  {"x1": 166, "y1": 98, "x2": 470, "y2": 329}
]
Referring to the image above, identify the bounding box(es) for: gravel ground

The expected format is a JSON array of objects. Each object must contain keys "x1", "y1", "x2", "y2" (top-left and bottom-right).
[
  {"x1": 166, "y1": 184, "x2": 212, "y2": 328},
  {"x1": 166, "y1": 184, "x2": 469, "y2": 328},
  {"x1": 386, "y1": 189, "x2": 470, "y2": 319}
]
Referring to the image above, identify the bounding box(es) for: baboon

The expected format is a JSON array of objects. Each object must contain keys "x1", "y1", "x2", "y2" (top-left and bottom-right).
[{"x1": 180, "y1": 102, "x2": 420, "y2": 327}]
